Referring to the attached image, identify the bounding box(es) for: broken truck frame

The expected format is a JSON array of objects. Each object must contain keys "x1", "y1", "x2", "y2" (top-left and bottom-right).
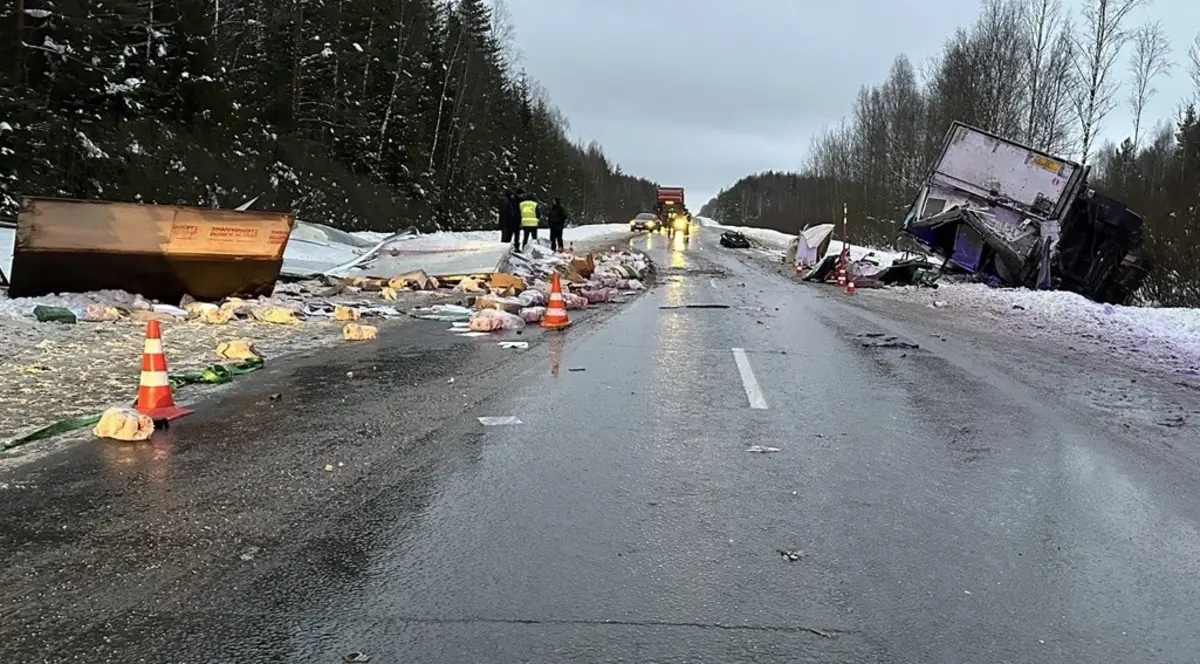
[{"x1": 900, "y1": 121, "x2": 1151, "y2": 304}]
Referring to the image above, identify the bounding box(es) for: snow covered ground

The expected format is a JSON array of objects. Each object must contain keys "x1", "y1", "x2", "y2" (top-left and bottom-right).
[
  {"x1": 872, "y1": 283, "x2": 1200, "y2": 379},
  {"x1": 707, "y1": 220, "x2": 1200, "y2": 380}
]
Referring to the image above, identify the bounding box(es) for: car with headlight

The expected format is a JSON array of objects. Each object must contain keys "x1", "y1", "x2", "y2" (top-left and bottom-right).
[{"x1": 630, "y1": 212, "x2": 659, "y2": 232}]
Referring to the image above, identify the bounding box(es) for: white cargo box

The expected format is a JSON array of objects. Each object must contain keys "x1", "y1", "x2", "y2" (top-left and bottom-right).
[{"x1": 915, "y1": 122, "x2": 1087, "y2": 225}]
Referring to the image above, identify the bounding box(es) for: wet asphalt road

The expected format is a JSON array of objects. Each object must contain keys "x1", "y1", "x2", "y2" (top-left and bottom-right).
[{"x1": 4, "y1": 227, "x2": 1200, "y2": 663}]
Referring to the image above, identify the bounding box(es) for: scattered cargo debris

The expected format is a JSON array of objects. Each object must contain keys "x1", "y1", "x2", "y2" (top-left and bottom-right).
[
  {"x1": 901, "y1": 122, "x2": 1151, "y2": 304},
  {"x1": 10, "y1": 197, "x2": 295, "y2": 302}
]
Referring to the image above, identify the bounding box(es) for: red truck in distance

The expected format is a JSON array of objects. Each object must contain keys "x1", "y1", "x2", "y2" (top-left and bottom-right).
[{"x1": 654, "y1": 186, "x2": 691, "y2": 237}]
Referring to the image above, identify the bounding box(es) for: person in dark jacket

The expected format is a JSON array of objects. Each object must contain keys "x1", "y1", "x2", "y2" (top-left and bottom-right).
[
  {"x1": 498, "y1": 189, "x2": 518, "y2": 244},
  {"x1": 547, "y1": 197, "x2": 569, "y2": 252}
]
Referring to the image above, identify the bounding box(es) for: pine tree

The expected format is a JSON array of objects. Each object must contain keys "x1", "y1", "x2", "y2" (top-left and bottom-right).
[{"x1": 0, "y1": 0, "x2": 657, "y2": 229}]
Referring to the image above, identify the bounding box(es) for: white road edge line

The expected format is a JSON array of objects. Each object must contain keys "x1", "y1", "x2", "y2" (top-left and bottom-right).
[{"x1": 731, "y1": 348, "x2": 768, "y2": 410}]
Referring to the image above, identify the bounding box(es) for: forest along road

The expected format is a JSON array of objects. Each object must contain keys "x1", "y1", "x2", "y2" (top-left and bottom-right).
[{"x1": 3, "y1": 227, "x2": 1200, "y2": 663}]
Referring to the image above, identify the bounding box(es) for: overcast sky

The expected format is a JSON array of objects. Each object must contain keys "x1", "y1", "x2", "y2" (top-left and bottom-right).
[{"x1": 500, "y1": 0, "x2": 1200, "y2": 209}]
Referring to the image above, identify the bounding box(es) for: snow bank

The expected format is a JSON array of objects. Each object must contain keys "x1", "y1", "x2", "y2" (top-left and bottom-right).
[
  {"x1": 359, "y1": 223, "x2": 628, "y2": 245},
  {"x1": 881, "y1": 282, "x2": 1200, "y2": 377},
  {"x1": 0, "y1": 225, "x2": 12, "y2": 280}
]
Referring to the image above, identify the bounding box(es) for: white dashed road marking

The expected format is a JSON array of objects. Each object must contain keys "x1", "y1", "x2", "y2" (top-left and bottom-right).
[{"x1": 731, "y1": 348, "x2": 768, "y2": 409}]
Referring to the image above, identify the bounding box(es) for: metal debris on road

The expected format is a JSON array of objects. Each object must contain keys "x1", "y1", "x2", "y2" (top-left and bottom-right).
[
  {"x1": 746, "y1": 445, "x2": 781, "y2": 453},
  {"x1": 343, "y1": 653, "x2": 371, "y2": 663},
  {"x1": 777, "y1": 549, "x2": 805, "y2": 562}
]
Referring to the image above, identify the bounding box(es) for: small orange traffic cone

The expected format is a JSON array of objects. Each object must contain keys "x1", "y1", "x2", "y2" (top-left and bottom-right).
[
  {"x1": 541, "y1": 273, "x2": 571, "y2": 330},
  {"x1": 135, "y1": 320, "x2": 193, "y2": 422},
  {"x1": 845, "y1": 279, "x2": 856, "y2": 295}
]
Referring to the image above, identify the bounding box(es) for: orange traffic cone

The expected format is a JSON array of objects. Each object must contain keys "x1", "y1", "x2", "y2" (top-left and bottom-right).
[
  {"x1": 541, "y1": 273, "x2": 571, "y2": 330},
  {"x1": 135, "y1": 320, "x2": 193, "y2": 422},
  {"x1": 845, "y1": 279, "x2": 856, "y2": 295}
]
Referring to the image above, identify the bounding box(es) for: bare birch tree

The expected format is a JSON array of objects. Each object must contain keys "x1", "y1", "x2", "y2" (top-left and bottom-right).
[
  {"x1": 1069, "y1": 0, "x2": 1149, "y2": 163},
  {"x1": 1189, "y1": 32, "x2": 1200, "y2": 99},
  {"x1": 1040, "y1": 24, "x2": 1079, "y2": 153},
  {"x1": 1127, "y1": 21, "x2": 1172, "y2": 148},
  {"x1": 1020, "y1": 0, "x2": 1068, "y2": 149}
]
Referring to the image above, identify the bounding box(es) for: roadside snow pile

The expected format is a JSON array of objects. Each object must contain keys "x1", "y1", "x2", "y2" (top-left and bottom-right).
[
  {"x1": 880, "y1": 283, "x2": 1200, "y2": 376},
  {"x1": 349, "y1": 223, "x2": 630, "y2": 246},
  {"x1": 0, "y1": 225, "x2": 12, "y2": 279}
]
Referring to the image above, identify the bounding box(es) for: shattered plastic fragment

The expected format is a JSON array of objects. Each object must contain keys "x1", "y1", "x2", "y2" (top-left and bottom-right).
[
  {"x1": 746, "y1": 445, "x2": 781, "y2": 453},
  {"x1": 498, "y1": 341, "x2": 529, "y2": 350},
  {"x1": 478, "y1": 416, "x2": 522, "y2": 426}
]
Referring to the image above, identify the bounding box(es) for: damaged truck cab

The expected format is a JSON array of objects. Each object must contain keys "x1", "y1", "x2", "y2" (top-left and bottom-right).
[{"x1": 901, "y1": 122, "x2": 1150, "y2": 304}]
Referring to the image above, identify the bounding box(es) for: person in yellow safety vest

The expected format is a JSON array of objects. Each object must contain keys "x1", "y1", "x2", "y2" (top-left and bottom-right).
[{"x1": 518, "y1": 194, "x2": 540, "y2": 251}]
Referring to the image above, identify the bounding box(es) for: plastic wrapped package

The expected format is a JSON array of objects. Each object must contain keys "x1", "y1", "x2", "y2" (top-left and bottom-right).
[
  {"x1": 580, "y1": 288, "x2": 615, "y2": 304},
  {"x1": 562, "y1": 293, "x2": 589, "y2": 310},
  {"x1": 468, "y1": 308, "x2": 526, "y2": 331},
  {"x1": 519, "y1": 306, "x2": 546, "y2": 323},
  {"x1": 517, "y1": 289, "x2": 547, "y2": 307},
  {"x1": 475, "y1": 295, "x2": 523, "y2": 313},
  {"x1": 411, "y1": 304, "x2": 473, "y2": 322}
]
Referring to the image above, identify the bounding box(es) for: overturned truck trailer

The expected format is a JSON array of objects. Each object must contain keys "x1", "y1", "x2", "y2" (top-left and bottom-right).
[
  {"x1": 901, "y1": 122, "x2": 1150, "y2": 304},
  {"x1": 9, "y1": 197, "x2": 295, "y2": 302}
]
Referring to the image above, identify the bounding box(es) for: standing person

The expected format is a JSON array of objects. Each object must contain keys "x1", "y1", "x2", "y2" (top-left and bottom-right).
[
  {"x1": 498, "y1": 189, "x2": 518, "y2": 244},
  {"x1": 518, "y1": 192, "x2": 540, "y2": 251},
  {"x1": 509, "y1": 189, "x2": 527, "y2": 249},
  {"x1": 548, "y1": 197, "x2": 569, "y2": 252}
]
